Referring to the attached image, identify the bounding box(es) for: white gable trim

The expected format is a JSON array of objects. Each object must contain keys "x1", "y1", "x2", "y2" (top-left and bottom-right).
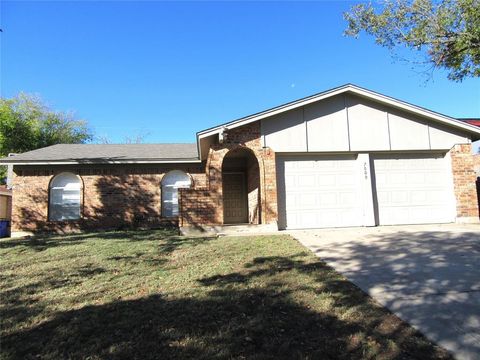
[{"x1": 197, "y1": 84, "x2": 480, "y2": 139}]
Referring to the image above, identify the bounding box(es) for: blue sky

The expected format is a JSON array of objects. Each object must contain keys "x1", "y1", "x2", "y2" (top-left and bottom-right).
[{"x1": 1, "y1": 1, "x2": 479, "y2": 144}]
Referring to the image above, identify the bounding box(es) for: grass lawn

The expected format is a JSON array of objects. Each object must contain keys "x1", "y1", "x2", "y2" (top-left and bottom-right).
[{"x1": 0, "y1": 230, "x2": 451, "y2": 360}]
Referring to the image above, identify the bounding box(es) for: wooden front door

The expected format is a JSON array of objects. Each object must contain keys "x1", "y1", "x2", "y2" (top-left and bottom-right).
[{"x1": 223, "y1": 172, "x2": 248, "y2": 224}]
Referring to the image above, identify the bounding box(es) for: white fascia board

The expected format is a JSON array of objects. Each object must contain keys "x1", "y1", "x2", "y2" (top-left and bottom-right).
[
  {"x1": 196, "y1": 133, "x2": 203, "y2": 161},
  {"x1": 197, "y1": 84, "x2": 480, "y2": 139},
  {"x1": 350, "y1": 86, "x2": 480, "y2": 135},
  {"x1": 197, "y1": 86, "x2": 350, "y2": 139},
  {"x1": 1, "y1": 159, "x2": 202, "y2": 165}
]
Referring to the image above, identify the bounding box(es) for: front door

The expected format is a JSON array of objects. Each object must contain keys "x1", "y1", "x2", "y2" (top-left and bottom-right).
[{"x1": 223, "y1": 172, "x2": 248, "y2": 224}]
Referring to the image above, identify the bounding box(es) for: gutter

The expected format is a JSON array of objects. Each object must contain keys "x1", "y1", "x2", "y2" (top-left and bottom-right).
[{"x1": 0, "y1": 159, "x2": 202, "y2": 166}]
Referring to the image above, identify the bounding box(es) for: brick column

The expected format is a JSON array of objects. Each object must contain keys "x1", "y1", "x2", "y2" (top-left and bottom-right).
[
  {"x1": 260, "y1": 147, "x2": 278, "y2": 224},
  {"x1": 449, "y1": 144, "x2": 480, "y2": 222}
]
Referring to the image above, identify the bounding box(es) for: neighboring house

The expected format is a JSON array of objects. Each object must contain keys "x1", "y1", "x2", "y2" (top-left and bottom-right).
[
  {"x1": 0, "y1": 185, "x2": 12, "y2": 237},
  {"x1": 459, "y1": 118, "x2": 480, "y2": 128},
  {"x1": 0, "y1": 186, "x2": 12, "y2": 220},
  {"x1": 460, "y1": 119, "x2": 480, "y2": 213},
  {"x1": 1, "y1": 84, "x2": 480, "y2": 234},
  {"x1": 473, "y1": 148, "x2": 480, "y2": 219}
]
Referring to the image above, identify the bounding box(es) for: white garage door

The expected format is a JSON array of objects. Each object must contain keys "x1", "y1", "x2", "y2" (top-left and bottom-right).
[
  {"x1": 373, "y1": 154, "x2": 455, "y2": 225},
  {"x1": 278, "y1": 155, "x2": 365, "y2": 229}
]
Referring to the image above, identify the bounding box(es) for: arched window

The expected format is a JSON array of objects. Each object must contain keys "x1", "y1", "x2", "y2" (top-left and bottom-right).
[
  {"x1": 161, "y1": 170, "x2": 191, "y2": 217},
  {"x1": 49, "y1": 172, "x2": 82, "y2": 221}
]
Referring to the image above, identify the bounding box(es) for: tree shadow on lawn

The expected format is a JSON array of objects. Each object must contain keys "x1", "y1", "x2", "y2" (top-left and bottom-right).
[
  {"x1": 1, "y1": 264, "x2": 107, "y2": 336},
  {"x1": 0, "y1": 236, "x2": 88, "y2": 251},
  {"x1": 1, "y1": 254, "x2": 452, "y2": 360},
  {"x1": 0, "y1": 229, "x2": 216, "y2": 254}
]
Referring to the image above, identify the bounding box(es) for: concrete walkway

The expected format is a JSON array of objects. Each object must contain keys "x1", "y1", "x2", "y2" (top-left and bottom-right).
[{"x1": 289, "y1": 224, "x2": 480, "y2": 360}]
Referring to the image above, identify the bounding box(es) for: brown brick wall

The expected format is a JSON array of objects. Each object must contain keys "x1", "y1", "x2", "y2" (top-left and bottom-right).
[
  {"x1": 246, "y1": 156, "x2": 260, "y2": 224},
  {"x1": 449, "y1": 144, "x2": 480, "y2": 220},
  {"x1": 474, "y1": 153, "x2": 480, "y2": 176},
  {"x1": 179, "y1": 121, "x2": 278, "y2": 228},
  {"x1": 474, "y1": 153, "x2": 480, "y2": 218},
  {"x1": 178, "y1": 188, "x2": 218, "y2": 227},
  {"x1": 12, "y1": 164, "x2": 206, "y2": 232},
  {"x1": 11, "y1": 122, "x2": 279, "y2": 233},
  {"x1": 15, "y1": 122, "x2": 476, "y2": 233}
]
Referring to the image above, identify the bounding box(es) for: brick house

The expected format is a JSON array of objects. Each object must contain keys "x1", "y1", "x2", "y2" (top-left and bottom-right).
[{"x1": 2, "y1": 84, "x2": 480, "y2": 234}]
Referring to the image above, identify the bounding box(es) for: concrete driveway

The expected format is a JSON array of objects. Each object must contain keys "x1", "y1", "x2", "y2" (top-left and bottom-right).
[{"x1": 289, "y1": 224, "x2": 480, "y2": 360}]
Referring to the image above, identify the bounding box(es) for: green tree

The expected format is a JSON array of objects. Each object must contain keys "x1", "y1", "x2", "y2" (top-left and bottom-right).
[
  {"x1": 344, "y1": 0, "x2": 480, "y2": 81},
  {"x1": 0, "y1": 93, "x2": 93, "y2": 182}
]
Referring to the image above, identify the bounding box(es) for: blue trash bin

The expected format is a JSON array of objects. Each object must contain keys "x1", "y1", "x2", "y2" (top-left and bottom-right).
[{"x1": 0, "y1": 220, "x2": 9, "y2": 238}]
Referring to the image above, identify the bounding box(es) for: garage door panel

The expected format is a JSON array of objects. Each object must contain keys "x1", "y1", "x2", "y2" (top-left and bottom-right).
[
  {"x1": 410, "y1": 191, "x2": 427, "y2": 202},
  {"x1": 409, "y1": 173, "x2": 426, "y2": 184},
  {"x1": 278, "y1": 155, "x2": 364, "y2": 229},
  {"x1": 379, "y1": 206, "x2": 451, "y2": 225},
  {"x1": 298, "y1": 194, "x2": 317, "y2": 207},
  {"x1": 298, "y1": 175, "x2": 316, "y2": 187},
  {"x1": 287, "y1": 209, "x2": 360, "y2": 229},
  {"x1": 373, "y1": 154, "x2": 454, "y2": 225},
  {"x1": 278, "y1": 153, "x2": 455, "y2": 229},
  {"x1": 378, "y1": 189, "x2": 450, "y2": 205},
  {"x1": 318, "y1": 176, "x2": 336, "y2": 186}
]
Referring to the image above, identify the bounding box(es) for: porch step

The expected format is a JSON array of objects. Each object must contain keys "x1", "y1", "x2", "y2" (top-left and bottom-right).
[{"x1": 180, "y1": 223, "x2": 279, "y2": 237}]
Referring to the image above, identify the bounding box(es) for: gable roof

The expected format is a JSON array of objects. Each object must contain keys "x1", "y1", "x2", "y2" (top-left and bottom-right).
[
  {"x1": 197, "y1": 84, "x2": 480, "y2": 140},
  {"x1": 2, "y1": 84, "x2": 479, "y2": 166},
  {"x1": 1, "y1": 143, "x2": 199, "y2": 165}
]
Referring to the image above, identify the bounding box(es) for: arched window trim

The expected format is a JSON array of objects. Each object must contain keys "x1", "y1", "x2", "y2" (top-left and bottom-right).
[
  {"x1": 161, "y1": 170, "x2": 192, "y2": 218},
  {"x1": 48, "y1": 172, "x2": 83, "y2": 222}
]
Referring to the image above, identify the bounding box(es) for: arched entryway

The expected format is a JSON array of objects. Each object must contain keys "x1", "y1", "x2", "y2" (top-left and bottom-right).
[{"x1": 222, "y1": 148, "x2": 261, "y2": 224}]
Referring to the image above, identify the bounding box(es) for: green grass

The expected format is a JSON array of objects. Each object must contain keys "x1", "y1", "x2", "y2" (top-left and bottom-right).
[{"x1": 0, "y1": 230, "x2": 451, "y2": 359}]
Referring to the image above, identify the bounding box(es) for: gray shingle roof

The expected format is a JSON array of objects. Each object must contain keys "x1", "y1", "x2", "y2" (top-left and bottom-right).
[{"x1": 0, "y1": 143, "x2": 199, "y2": 164}]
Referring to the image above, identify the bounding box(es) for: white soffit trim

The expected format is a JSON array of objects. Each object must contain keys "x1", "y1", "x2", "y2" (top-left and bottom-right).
[{"x1": 197, "y1": 84, "x2": 480, "y2": 139}]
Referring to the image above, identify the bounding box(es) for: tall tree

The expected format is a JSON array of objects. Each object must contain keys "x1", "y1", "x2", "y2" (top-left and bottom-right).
[
  {"x1": 344, "y1": 0, "x2": 480, "y2": 81},
  {"x1": 0, "y1": 93, "x2": 93, "y2": 181}
]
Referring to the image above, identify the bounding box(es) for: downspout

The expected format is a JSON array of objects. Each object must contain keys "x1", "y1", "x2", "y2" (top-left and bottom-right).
[
  {"x1": 261, "y1": 150, "x2": 267, "y2": 225},
  {"x1": 259, "y1": 117, "x2": 267, "y2": 224},
  {"x1": 179, "y1": 188, "x2": 183, "y2": 227}
]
